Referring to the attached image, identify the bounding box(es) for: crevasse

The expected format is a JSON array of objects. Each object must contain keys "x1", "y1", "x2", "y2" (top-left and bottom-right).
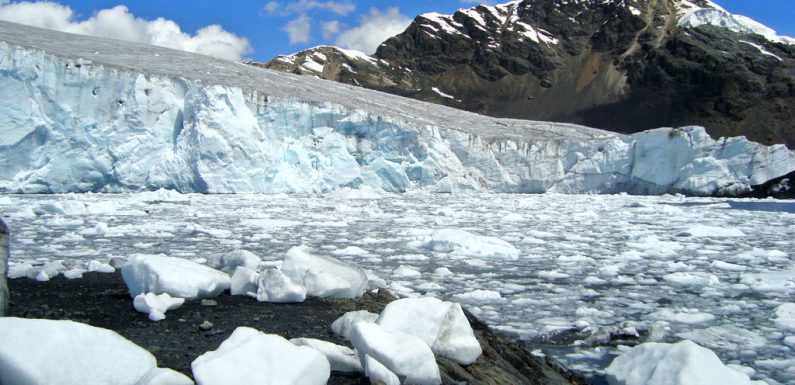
[{"x1": 0, "y1": 40, "x2": 793, "y2": 195}]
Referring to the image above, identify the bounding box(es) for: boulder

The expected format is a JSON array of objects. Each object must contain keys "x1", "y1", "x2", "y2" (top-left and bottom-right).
[
  {"x1": 0, "y1": 219, "x2": 8, "y2": 316},
  {"x1": 191, "y1": 327, "x2": 330, "y2": 385},
  {"x1": 121, "y1": 254, "x2": 230, "y2": 300}
]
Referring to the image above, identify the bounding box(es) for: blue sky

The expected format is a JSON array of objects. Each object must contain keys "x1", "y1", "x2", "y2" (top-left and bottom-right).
[{"x1": 0, "y1": 0, "x2": 792, "y2": 62}]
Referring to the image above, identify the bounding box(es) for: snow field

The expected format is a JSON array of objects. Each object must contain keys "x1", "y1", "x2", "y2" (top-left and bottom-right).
[{"x1": 2, "y1": 192, "x2": 794, "y2": 383}]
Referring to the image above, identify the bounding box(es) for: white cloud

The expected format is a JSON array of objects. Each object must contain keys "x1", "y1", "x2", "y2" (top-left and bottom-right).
[
  {"x1": 284, "y1": 15, "x2": 312, "y2": 44},
  {"x1": 0, "y1": 2, "x2": 251, "y2": 61},
  {"x1": 322, "y1": 20, "x2": 340, "y2": 39},
  {"x1": 264, "y1": 1, "x2": 279, "y2": 13},
  {"x1": 266, "y1": 0, "x2": 355, "y2": 16},
  {"x1": 335, "y1": 7, "x2": 411, "y2": 54}
]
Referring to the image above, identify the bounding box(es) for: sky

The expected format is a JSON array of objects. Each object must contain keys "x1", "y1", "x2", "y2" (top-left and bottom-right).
[{"x1": 0, "y1": 0, "x2": 792, "y2": 63}]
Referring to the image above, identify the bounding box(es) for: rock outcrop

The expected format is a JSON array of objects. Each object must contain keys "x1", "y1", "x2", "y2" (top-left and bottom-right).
[
  {"x1": 0, "y1": 219, "x2": 8, "y2": 316},
  {"x1": 262, "y1": 0, "x2": 795, "y2": 148}
]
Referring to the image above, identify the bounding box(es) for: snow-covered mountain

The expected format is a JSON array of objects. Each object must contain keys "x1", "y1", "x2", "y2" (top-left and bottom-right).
[
  {"x1": 0, "y1": 20, "x2": 793, "y2": 196},
  {"x1": 262, "y1": 0, "x2": 795, "y2": 148}
]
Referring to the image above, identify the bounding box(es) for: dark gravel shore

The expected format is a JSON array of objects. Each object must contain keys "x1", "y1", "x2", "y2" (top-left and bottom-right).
[{"x1": 8, "y1": 272, "x2": 589, "y2": 385}]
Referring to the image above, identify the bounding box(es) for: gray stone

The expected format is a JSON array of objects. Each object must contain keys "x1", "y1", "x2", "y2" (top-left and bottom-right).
[{"x1": 0, "y1": 219, "x2": 9, "y2": 316}]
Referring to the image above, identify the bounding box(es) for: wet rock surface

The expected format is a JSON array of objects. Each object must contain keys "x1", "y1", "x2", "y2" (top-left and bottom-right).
[{"x1": 7, "y1": 272, "x2": 588, "y2": 385}]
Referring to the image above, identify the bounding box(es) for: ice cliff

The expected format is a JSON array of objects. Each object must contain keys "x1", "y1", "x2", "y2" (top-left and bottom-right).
[{"x1": 0, "y1": 21, "x2": 793, "y2": 195}]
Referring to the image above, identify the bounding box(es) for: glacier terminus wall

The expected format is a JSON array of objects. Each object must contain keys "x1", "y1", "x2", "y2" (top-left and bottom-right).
[{"x1": 0, "y1": 22, "x2": 793, "y2": 196}]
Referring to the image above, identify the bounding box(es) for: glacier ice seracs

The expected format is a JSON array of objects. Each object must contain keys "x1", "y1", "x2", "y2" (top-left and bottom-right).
[{"x1": 0, "y1": 21, "x2": 793, "y2": 196}]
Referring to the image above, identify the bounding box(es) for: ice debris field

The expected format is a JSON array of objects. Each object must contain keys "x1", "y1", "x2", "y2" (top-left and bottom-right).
[{"x1": 2, "y1": 191, "x2": 794, "y2": 384}]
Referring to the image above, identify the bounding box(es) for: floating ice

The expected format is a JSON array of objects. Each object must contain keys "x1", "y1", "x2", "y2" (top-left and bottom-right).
[
  {"x1": 452, "y1": 289, "x2": 502, "y2": 303},
  {"x1": 122, "y1": 254, "x2": 231, "y2": 300},
  {"x1": 133, "y1": 292, "x2": 185, "y2": 321},
  {"x1": 256, "y1": 268, "x2": 307, "y2": 303},
  {"x1": 331, "y1": 310, "x2": 379, "y2": 339},
  {"x1": 680, "y1": 225, "x2": 745, "y2": 238},
  {"x1": 0, "y1": 318, "x2": 160, "y2": 385},
  {"x1": 774, "y1": 303, "x2": 795, "y2": 332},
  {"x1": 350, "y1": 322, "x2": 441, "y2": 385},
  {"x1": 290, "y1": 338, "x2": 363, "y2": 373},
  {"x1": 651, "y1": 308, "x2": 716, "y2": 324},
  {"x1": 605, "y1": 340, "x2": 759, "y2": 385},
  {"x1": 677, "y1": 326, "x2": 767, "y2": 351},
  {"x1": 663, "y1": 272, "x2": 720, "y2": 287},
  {"x1": 280, "y1": 246, "x2": 367, "y2": 298},
  {"x1": 377, "y1": 297, "x2": 482, "y2": 365},
  {"x1": 192, "y1": 327, "x2": 330, "y2": 385},
  {"x1": 422, "y1": 229, "x2": 519, "y2": 259}
]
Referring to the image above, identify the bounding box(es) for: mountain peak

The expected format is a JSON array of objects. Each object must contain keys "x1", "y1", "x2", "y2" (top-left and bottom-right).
[{"x1": 262, "y1": 0, "x2": 795, "y2": 147}]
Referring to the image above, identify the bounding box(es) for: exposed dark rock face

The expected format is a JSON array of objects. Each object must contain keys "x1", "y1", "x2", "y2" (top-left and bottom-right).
[
  {"x1": 260, "y1": 0, "x2": 795, "y2": 148},
  {"x1": 0, "y1": 219, "x2": 8, "y2": 316},
  {"x1": 8, "y1": 272, "x2": 587, "y2": 385}
]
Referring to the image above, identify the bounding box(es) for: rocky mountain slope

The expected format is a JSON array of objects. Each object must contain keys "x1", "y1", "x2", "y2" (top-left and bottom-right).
[{"x1": 261, "y1": 0, "x2": 795, "y2": 148}]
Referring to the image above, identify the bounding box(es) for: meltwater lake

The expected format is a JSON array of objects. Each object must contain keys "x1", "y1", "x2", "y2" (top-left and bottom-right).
[{"x1": 2, "y1": 191, "x2": 794, "y2": 384}]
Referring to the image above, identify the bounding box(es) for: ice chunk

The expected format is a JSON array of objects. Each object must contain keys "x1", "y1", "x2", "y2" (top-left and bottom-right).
[
  {"x1": 0, "y1": 318, "x2": 157, "y2": 385},
  {"x1": 774, "y1": 303, "x2": 795, "y2": 332},
  {"x1": 290, "y1": 338, "x2": 363, "y2": 373},
  {"x1": 452, "y1": 289, "x2": 502, "y2": 303},
  {"x1": 680, "y1": 225, "x2": 745, "y2": 237},
  {"x1": 121, "y1": 254, "x2": 231, "y2": 300},
  {"x1": 377, "y1": 297, "x2": 482, "y2": 365},
  {"x1": 192, "y1": 327, "x2": 330, "y2": 385},
  {"x1": 87, "y1": 259, "x2": 115, "y2": 273},
  {"x1": 740, "y1": 269, "x2": 795, "y2": 294},
  {"x1": 423, "y1": 229, "x2": 519, "y2": 259},
  {"x1": 256, "y1": 268, "x2": 307, "y2": 303},
  {"x1": 230, "y1": 266, "x2": 259, "y2": 296},
  {"x1": 63, "y1": 268, "x2": 86, "y2": 279},
  {"x1": 651, "y1": 308, "x2": 716, "y2": 324},
  {"x1": 364, "y1": 354, "x2": 400, "y2": 385},
  {"x1": 331, "y1": 310, "x2": 379, "y2": 339},
  {"x1": 280, "y1": 246, "x2": 367, "y2": 298},
  {"x1": 605, "y1": 340, "x2": 757, "y2": 385},
  {"x1": 663, "y1": 272, "x2": 720, "y2": 286},
  {"x1": 133, "y1": 293, "x2": 185, "y2": 321},
  {"x1": 206, "y1": 249, "x2": 260, "y2": 275},
  {"x1": 350, "y1": 322, "x2": 441, "y2": 385},
  {"x1": 137, "y1": 368, "x2": 194, "y2": 385},
  {"x1": 677, "y1": 325, "x2": 767, "y2": 350}
]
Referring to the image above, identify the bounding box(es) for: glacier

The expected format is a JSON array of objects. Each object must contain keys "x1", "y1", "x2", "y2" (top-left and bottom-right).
[{"x1": 0, "y1": 20, "x2": 793, "y2": 195}]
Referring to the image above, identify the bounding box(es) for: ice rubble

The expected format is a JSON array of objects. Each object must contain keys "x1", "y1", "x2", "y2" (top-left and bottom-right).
[
  {"x1": 605, "y1": 340, "x2": 763, "y2": 385},
  {"x1": 0, "y1": 317, "x2": 191, "y2": 385},
  {"x1": 0, "y1": 21, "x2": 793, "y2": 196}
]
